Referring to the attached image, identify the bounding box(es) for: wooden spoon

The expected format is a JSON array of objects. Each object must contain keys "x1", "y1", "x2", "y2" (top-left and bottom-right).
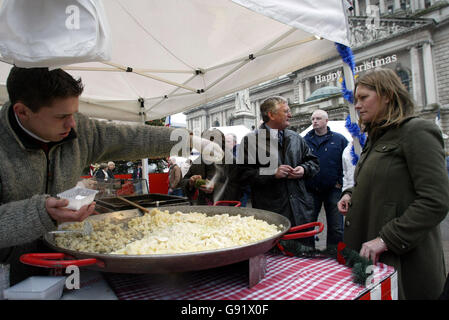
[{"x1": 117, "y1": 195, "x2": 150, "y2": 214}]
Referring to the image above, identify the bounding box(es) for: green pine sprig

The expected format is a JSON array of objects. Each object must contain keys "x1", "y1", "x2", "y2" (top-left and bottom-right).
[
  {"x1": 194, "y1": 179, "x2": 207, "y2": 188},
  {"x1": 273, "y1": 240, "x2": 373, "y2": 286}
]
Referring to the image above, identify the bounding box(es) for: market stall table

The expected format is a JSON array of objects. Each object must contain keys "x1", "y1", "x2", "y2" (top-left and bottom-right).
[{"x1": 61, "y1": 253, "x2": 397, "y2": 300}]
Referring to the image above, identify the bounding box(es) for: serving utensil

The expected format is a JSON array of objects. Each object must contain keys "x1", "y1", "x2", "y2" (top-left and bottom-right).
[
  {"x1": 48, "y1": 220, "x2": 93, "y2": 236},
  {"x1": 116, "y1": 195, "x2": 150, "y2": 214}
]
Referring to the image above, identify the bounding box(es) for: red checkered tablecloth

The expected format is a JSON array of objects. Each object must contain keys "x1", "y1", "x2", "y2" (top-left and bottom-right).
[{"x1": 104, "y1": 253, "x2": 396, "y2": 300}]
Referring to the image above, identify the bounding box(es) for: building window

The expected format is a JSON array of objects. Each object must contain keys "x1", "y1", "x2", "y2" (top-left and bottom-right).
[
  {"x1": 400, "y1": 0, "x2": 407, "y2": 10},
  {"x1": 394, "y1": 63, "x2": 411, "y2": 93}
]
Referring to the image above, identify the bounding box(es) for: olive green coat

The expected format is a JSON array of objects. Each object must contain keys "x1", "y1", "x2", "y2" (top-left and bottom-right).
[{"x1": 344, "y1": 117, "x2": 449, "y2": 300}]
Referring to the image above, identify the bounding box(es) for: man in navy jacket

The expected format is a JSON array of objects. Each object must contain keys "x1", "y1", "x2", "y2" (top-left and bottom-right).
[{"x1": 304, "y1": 110, "x2": 348, "y2": 247}]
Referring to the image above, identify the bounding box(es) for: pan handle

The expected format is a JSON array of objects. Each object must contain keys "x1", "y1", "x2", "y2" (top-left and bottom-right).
[
  {"x1": 20, "y1": 253, "x2": 104, "y2": 269},
  {"x1": 213, "y1": 201, "x2": 241, "y2": 207},
  {"x1": 280, "y1": 222, "x2": 324, "y2": 240}
]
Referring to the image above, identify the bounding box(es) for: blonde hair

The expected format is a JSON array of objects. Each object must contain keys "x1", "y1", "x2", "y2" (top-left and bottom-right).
[{"x1": 355, "y1": 68, "x2": 415, "y2": 137}]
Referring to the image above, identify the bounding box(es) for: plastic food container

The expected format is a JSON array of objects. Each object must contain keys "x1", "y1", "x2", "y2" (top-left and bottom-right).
[
  {"x1": 57, "y1": 186, "x2": 98, "y2": 210},
  {"x1": 3, "y1": 276, "x2": 66, "y2": 300}
]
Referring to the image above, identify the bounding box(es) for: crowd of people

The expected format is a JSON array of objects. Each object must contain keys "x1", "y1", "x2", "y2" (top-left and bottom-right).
[
  {"x1": 175, "y1": 69, "x2": 449, "y2": 300},
  {"x1": 0, "y1": 66, "x2": 448, "y2": 299}
]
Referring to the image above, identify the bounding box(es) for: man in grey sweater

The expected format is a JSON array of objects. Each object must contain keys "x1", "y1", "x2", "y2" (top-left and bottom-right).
[{"x1": 0, "y1": 67, "x2": 192, "y2": 284}]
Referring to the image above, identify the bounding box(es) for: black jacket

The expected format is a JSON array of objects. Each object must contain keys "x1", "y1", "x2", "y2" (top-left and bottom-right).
[
  {"x1": 180, "y1": 153, "x2": 242, "y2": 205},
  {"x1": 238, "y1": 124, "x2": 319, "y2": 226},
  {"x1": 95, "y1": 169, "x2": 110, "y2": 181}
]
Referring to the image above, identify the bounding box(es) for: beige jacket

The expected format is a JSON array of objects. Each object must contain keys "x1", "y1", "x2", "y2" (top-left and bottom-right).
[{"x1": 0, "y1": 102, "x2": 181, "y2": 251}]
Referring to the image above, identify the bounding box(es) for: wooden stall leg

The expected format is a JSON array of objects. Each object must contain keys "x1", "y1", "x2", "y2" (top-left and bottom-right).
[{"x1": 248, "y1": 254, "x2": 267, "y2": 288}]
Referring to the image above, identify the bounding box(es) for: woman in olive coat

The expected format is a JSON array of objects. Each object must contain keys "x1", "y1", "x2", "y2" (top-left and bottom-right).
[{"x1": 337, "y1": 68, "x2": 449, "y2": 300}]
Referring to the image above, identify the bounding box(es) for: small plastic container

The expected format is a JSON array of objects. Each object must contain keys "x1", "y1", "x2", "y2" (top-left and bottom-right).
[
  {"x1": 57, "y1": 186, "x2": 98, "y2": 210},
  {"x1": 3, "y1": 276, "x2": 66, "y2": 300}
]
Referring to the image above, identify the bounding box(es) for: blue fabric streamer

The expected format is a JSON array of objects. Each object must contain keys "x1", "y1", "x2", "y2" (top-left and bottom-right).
[
  {"x1": 336, "y1": 42, "x2": 366, "y2": 165},
  {"x1": 341, "y1": 78, "x2": 354, "y2": 104},
  {"x1": 335, "y1": 43, "x2": 356, "y2": 105},
  {"x1": 345, "y1": 114, "x2": 366, "y2": 165},
  {"x1": 335, "y1": 43, "x2": 356, "y2": 73},
  {"x1": 350, "y1": 145, "x2": 359, "y2": 166}
]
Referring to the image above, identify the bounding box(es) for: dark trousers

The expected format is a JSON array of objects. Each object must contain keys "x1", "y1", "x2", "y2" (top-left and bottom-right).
[
  {"x1": 310, "y1": 187, "x2": 344, "y2": 248},
  {"x1": 439, "y1": 273, "x2": 449, "y2": 300}
]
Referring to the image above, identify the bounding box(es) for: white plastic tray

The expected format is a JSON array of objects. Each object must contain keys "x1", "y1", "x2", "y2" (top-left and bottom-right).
[
  {"x1": 57, "y1": 186, "x2": 98, "y2": 210},
  {"x1": 3, "y1": 276, "x2": 66, "y2": 300}
]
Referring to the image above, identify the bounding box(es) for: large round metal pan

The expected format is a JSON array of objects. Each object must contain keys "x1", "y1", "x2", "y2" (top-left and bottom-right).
[{"x1": 43, "y1": 205, "x2": 291, "y2": 274}]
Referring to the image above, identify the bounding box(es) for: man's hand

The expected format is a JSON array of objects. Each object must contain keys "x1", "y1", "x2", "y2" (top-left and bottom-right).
[
  {"x1": 287, "y1": 166, "x2": 305, "y2": 179},
  {"x1": 199, "y1": 182, "x2": 214, "y2": 194},
  {"x1": 337, "y1": 193, "x2": 351, "y2": 215},
  {"x1": 189, "y1": 175, "x2": 202, "y2": 187},
  {"x1": 46, "y1": 197, "x2": 96, "y2": 223},
  {"x1": 274, "y1": 165, "x2": 293, "y2": 179},
  {"x1": 360, "y1": 238, "x2": 388, "y2": 265}
]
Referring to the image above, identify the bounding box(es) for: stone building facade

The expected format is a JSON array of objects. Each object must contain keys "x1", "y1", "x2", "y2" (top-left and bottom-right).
[{"x1": 184, "y1": 0, "x2": 449, "y2": 149}]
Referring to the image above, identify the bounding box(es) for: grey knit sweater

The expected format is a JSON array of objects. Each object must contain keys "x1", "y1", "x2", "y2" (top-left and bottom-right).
[{"x1": 0, "y1": 102, "x2": 182, "y2": 254}]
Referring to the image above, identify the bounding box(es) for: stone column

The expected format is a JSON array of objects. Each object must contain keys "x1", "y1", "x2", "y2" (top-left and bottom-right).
[
  {"x1": 201, "y1": 114, "x2": 207, "y2": 132},
  {"x1": 410, "y1": 0, "x2": 418, "y2": 12},
  {"x1": 304, "y1": 78, "x2": 311, "y2": 101},
  {"x1": 422, "y1": 42, "x2": 437, "y2": 105},
  {"x1": 379, "y1": 0, "x2": 386, "y2": 14},
  {"x1": 299, "y1": 81, "x2": 305, "y2": 104},
  {"x1": 296, "y1": 80, "x2": 305, "y2": 104},
  {"x1": 419, "y1": 0, "x2": 425, "y2": 9},
  {"x1": 365, "y1": 0, "x2": 370, "y2": 14},
  {"x1": 192, "y1": 118, "x2": 200, "y2": 136},
  {"x1": 394, "y1": 0, "x2": 401, "y2": 12},
  {"x1": 256, "y1": 101, "x2": 261, "y2": 127},
  {"x1": 410, "y1": 46, "x2": 424, "y2": 108},
  {"x1": 355, "y1": 0, "x2": 360, "y2": 15}
]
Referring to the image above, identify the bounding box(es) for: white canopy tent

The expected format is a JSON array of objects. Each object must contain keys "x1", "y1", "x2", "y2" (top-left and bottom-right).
[
  {"x1": 0, "y1": 0, "x2": 352, "y2": 122},
  {"x1": 0, "y1": 0, "x2": 357, "y2": 182}
]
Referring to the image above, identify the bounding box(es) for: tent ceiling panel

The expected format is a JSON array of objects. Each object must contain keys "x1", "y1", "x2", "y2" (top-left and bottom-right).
[{"x1": 0, "y1": 0, "x2": 350, "y2": 121}]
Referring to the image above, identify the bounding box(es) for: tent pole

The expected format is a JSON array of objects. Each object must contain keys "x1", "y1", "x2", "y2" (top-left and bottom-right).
[
  {"x1": 342, "y1": 63, "x2": 361, "y2": 155},
  {"x1": 139, "y1": 98, "x2": 150, "y2": 194},
  {"x1": 101, "y1": 61, "x2": 198, "y2": 93},
  {"x1": 146, "y1": 73, "x2": 198, "y2": 112},
  {"x1": 205, "y1": 28, "x2": 297, "y2": 92},
  {"x1": 63, "y1": 66, "x2": 193, "y2": 74},
  {"x1": 205, "y1": 36, "x2": 316, "y2": 73}
]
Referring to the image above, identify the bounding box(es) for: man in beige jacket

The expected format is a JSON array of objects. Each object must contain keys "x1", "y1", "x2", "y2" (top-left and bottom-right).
[{"x1": 0, "y1": 67, "x2": 192, "y2": 284}]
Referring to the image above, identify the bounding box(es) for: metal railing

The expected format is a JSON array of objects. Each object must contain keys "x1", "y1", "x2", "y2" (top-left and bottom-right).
[{"x1": 90, "y1": 178, "x2": 149, "y2": 199}]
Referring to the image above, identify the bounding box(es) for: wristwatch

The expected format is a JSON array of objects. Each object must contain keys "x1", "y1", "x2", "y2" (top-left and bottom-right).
[{"x1": 378, "y1": 236, "x2": 388, "y2": 251}]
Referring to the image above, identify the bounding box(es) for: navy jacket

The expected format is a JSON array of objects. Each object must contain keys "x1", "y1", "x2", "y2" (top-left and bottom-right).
[{"x1": 304, "y1": 127, "x2": 348, "y2": 192}]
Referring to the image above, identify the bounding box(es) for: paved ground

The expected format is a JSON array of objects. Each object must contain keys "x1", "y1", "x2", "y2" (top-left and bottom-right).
[{"x1": 315, "y1": 207, "x2": 449, "y2": 272}]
